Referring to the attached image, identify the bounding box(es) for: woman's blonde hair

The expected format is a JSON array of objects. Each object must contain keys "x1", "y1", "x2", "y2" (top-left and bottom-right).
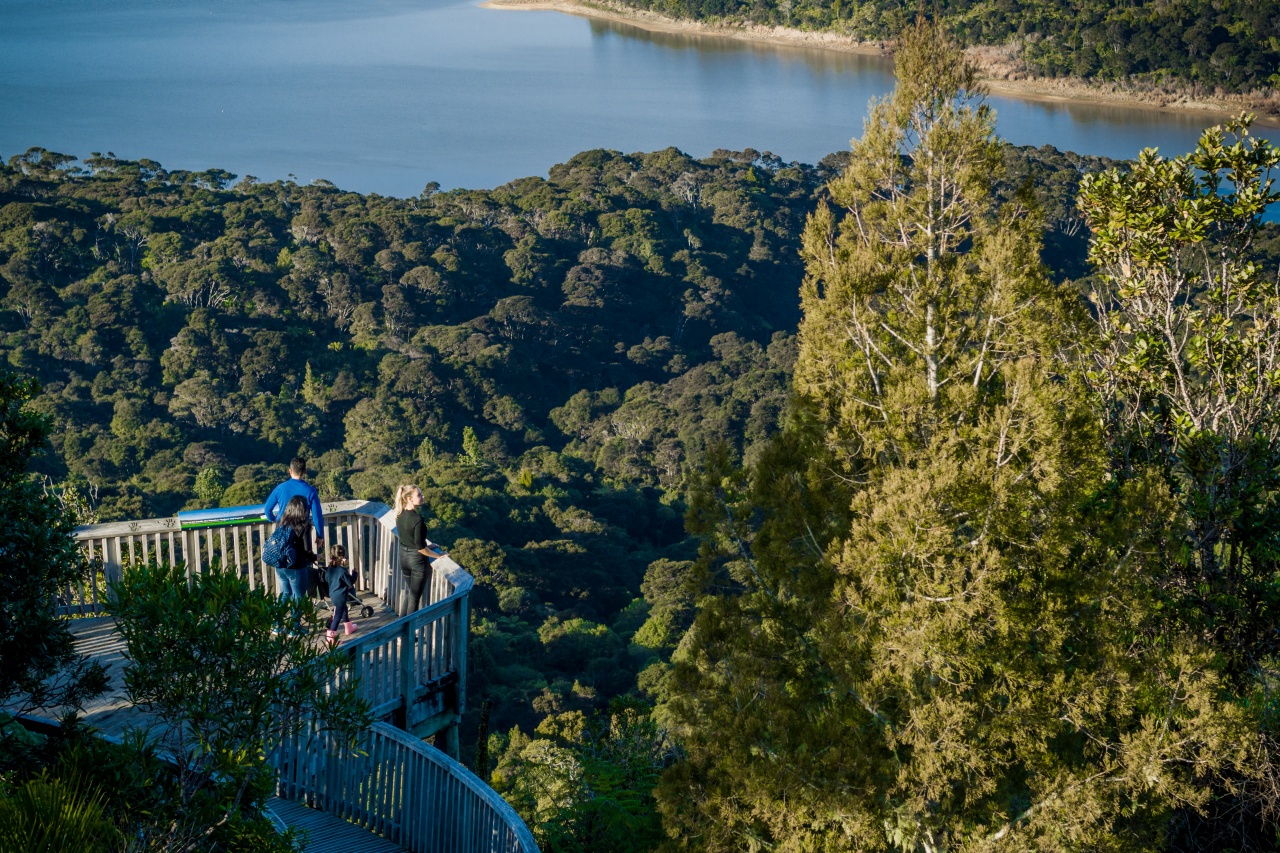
[{"x1": 394, "y1": 484, "x2": 419, "y2": 513}]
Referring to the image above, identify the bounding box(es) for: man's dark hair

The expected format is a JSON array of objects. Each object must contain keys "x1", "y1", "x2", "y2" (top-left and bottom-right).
[{"x1": 290, "y1": 456, "x2": 307, "y2": 477}]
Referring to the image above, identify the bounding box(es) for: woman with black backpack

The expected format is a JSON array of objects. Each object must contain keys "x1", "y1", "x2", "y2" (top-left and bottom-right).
[{"x1": 276, "y1": 495, "x2": 318, "y2": 602}]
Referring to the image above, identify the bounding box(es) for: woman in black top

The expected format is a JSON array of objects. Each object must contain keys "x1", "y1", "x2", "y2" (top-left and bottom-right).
[{"x1": 394, "y1": 484, "x2": 446, "y2": 614}]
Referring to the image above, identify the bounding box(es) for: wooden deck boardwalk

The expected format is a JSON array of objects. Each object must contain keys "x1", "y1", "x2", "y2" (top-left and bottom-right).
[
  {"x1": 267, "y1": 797, "x2": 406, "y2": 853},
  {"x1": 41, "y1": 590, "x2": 398, "y2": 739}
]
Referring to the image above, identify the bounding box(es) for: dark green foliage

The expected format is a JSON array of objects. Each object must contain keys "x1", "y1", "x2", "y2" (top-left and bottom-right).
[
  {"x1": 108, "y1": 560, "x2": 365, "y2": 851},
  {"x1": 0, "y1": 769, "x2": 115, "y2": 853},
  {"x1": 0, "y1": 365, "x2": 290, "y2": 850},
  {"x1": 0, "y1": 146, "x2": 824, "y2": 510},
  {"x1": 491, "y1": 703, "x2": 677, "y2": 853},
  {"x1": 0, "y1": 721, "x2": 300, "y2": 852},
  {"x1": 0, "y1": 139, "x2": 1210, "y2": 847},
  {"x1": 0, "y1": 370, "x2": 107, "y2": 717},
  {"x1": 0, "y1": 145, "x2": 827, "y2": 840},
  {"x1": 0, "y1": 142, "x2": 1111, "y2": 519},
  {"x1": 109, "y1": 560, "x2": 370, "y2": 775}
]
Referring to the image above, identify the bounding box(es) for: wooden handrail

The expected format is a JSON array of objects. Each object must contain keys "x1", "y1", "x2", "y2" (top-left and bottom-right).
[{"x1": 276, "y1": 721, "x2": 538, "y2": 853}]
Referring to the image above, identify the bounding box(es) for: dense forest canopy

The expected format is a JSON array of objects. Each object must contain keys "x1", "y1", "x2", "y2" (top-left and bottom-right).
[
  {"x1": 609, "y1": 0, "x2": 1280, "y2": 93},
  {"x1": 0, "y1": 141, "x2": 1111, "y2": 522},
  {"x1": 1, "y1": 145, "x2": 824, "y2": 514}
]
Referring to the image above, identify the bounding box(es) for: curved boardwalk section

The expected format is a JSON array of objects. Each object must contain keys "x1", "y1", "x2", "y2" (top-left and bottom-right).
[{"x1": 277, "y1": 722, "x2": 537, "y2": 853}]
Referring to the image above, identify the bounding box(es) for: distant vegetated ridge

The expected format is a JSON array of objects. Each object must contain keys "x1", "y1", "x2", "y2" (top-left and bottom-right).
[{"x1": 560, "y1": 0, "x2": 1280, "y2": 110}]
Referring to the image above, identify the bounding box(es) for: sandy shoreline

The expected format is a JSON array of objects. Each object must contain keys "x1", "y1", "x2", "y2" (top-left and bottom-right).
[{"x1": 482, "y1": 0, "x2": 1280, "y2": 125}]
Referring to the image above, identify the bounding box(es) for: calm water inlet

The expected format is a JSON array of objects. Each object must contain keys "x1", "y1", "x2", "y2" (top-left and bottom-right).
[{"x1": 0, "y1": 0, "x2": 1276, "y2": 195}]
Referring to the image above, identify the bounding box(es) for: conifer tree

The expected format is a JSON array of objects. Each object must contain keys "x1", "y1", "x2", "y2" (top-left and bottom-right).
[{"x1": 657, "y1": 20, "x2": 1262, "y2": 851}]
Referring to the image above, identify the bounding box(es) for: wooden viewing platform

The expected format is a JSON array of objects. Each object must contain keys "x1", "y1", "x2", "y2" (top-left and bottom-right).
[{"x1": 36, "y1": 500, "x2": 538, "y2": 853}]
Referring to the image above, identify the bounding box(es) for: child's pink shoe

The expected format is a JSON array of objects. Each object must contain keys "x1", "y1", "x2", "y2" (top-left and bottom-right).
[
  {"x1": 325, "y1": 629, "x2": 340, "y2": 646},
  {"x1": 344, "y1": 621, "x2": 358, "y2": 636}
]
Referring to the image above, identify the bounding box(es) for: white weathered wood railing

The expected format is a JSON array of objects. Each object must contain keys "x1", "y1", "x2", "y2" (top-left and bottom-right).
[
  {"x1": 336, "y1": 570, "x2": 469, "y2": 745},
  {"x1": 69, "y1": 500, "x2": 538, "y2": 853},
  {"x1": 69, "y1": 499, "x2": 401, "y2": 612}
]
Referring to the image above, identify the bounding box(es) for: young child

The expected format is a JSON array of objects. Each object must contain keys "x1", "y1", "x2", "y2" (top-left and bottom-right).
[{"x1": 324, "y1": 544, "x2": 358, "y2": 645}]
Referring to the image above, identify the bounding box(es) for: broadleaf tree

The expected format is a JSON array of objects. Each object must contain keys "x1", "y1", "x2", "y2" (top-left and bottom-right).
[
  {"x1": 107, "y1": 560, "x2": 371, "y2": 848},
  {"x1": 1077, "y1": 115, "x2": 1280, "y2": 849}
]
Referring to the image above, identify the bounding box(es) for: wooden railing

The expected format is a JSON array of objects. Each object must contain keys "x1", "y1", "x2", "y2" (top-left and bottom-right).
[
  {"x1": 277, "y1": 722, "x2": 537, "y2": 853},
  {"x1": 69, "y1": 500, "x2": 538, "y2": 853},
  {"x1": 69, "y1": 499, "x2": 400, "y2": 613},
  {"x1": 337, "y1": 570, "x2": 469, "y2": 744}
]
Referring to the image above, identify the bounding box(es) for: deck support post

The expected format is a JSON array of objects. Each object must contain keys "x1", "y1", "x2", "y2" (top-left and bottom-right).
[
  {"x1": 443, "y1": 722, "x2": 460, "y2": 759},
  {"x1": 396, "y1": 619, "x2": 414, "y2": 730},
  {"x1": 454, "y1": 594, "x2": 468, "y2": 717}
]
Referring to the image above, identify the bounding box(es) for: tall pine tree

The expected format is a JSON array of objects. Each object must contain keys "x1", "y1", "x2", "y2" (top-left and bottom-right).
[{"x1": 657, "y1": 21, "x2": 1262, "y2": 852}]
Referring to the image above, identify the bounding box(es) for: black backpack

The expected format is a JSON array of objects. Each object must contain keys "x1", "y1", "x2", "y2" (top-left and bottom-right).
[{"x1": 262, "y1": 527, "x2": 297, "y2": 569}]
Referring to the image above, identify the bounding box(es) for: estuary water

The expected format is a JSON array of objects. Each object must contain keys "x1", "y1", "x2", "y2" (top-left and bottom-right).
[{"x1": 0, "y1": 0, "x2": 1275, "y2": 196}]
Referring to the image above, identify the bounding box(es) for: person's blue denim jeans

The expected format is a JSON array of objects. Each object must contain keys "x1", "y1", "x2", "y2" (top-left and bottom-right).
[{"x1": 276, "y1": 567, "x2": 308, "y2": 600}]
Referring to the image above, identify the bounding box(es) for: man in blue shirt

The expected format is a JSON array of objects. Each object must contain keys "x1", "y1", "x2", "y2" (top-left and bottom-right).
[{"x1": 264, "y1": 456, "x2": 325, "y2": 552}]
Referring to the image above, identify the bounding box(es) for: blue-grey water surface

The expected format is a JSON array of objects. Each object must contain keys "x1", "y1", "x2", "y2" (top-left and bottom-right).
[{"x1": 1, "y1": 0, "x2": 1276, "y2": 195}]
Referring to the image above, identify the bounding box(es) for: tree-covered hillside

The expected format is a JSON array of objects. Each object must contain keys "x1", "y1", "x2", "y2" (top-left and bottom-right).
[
  {"x1": 610, "y1": 0, "x2": 1280, "y2": 94},
  {"x1": 1, "y1": 145, "x2": 825, "y2": 513},
  {"x1": 0, "y1": 143, "x2": 835, "y2": 779},
  {"x1": 0, "y1": 140, "x2": 1106, "y2": 526}
]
